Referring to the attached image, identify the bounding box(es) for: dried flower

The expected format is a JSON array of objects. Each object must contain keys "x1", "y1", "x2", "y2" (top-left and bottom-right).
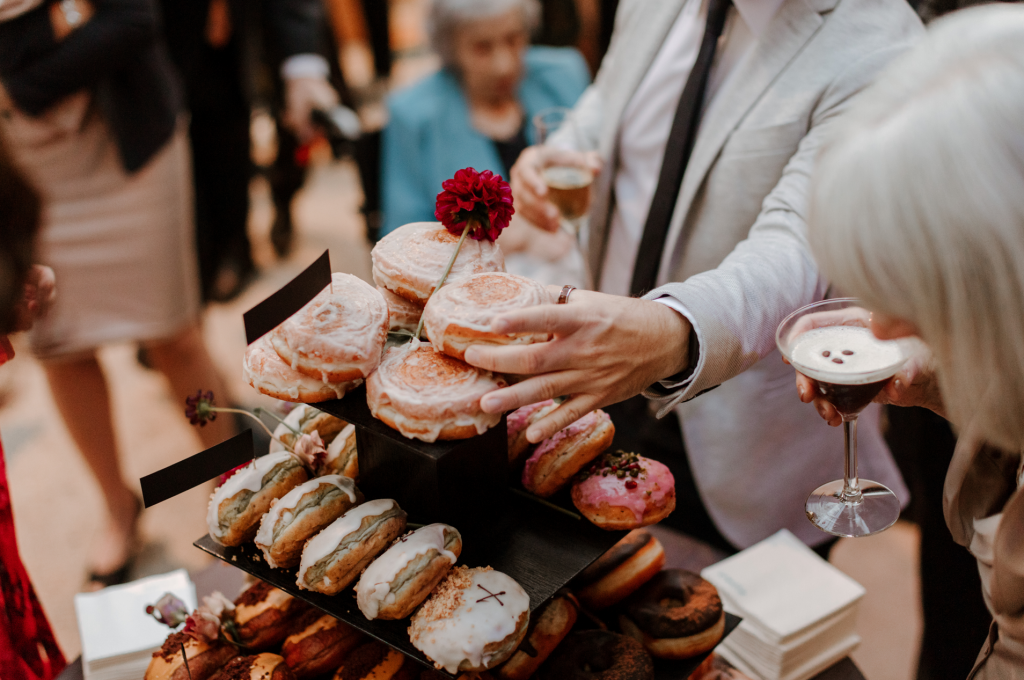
[
  {"x1": 201, "y1": 592, "x2": 235, "y2": 619},
  {"x1": 293, "y1": 431, "x2": 327, "y2": 472},
  {"x1": 145, "y1": 593, "x2": 190, "y2": 628},
  {"x1": 183, "y1": 610, "x2": 221, "y2": 644},
  {"x1": 185, "y1": 390, "x2": 217, "y2": 427},
  {"x1": 434, "y1": 167, "x2": 514, "y2": 242}
]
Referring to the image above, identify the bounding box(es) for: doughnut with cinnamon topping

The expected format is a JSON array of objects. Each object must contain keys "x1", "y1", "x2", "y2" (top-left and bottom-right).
[
  {"x1": 619, "y1": 570, "x2": 725, "y2": 660},
  {"x1": 379, "y1": 286, "x2": 424, "y2": 335},
  {"x1": 245, "y1": 335, "x2": 359, "y2": 403},
  {"x1": 422, "y1": 272, "x2": 551, "y2": 361},
  {"x1": 366, "y1": 342, "x2": 506, "y2": 442},
  {"x1": 371, "y1": 222, "x2": 505, "y2": 304},
  {"x1": 270, "y1": 273, "x2": 389, "y2": 384},
  {"x1": 145, "y1": 631, "x2": 237, "y2": 680}
]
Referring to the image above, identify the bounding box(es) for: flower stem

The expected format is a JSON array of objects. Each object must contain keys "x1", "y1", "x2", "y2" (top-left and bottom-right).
[
  {"x1": 509, "y1": 487, "x2": 581, "y2": 520},
  {"x1": 210, "y1": 407, "x2": 287, "y2": 449},
  {"x1": 181, "y1": 643, "x2": 193, "y2": 680},
  {"x1": 414, "y1": 222, "x2": 473, "y2": 338},
  {"x1": 253, "y1": 407, "x2": 301, "y2": 436}
]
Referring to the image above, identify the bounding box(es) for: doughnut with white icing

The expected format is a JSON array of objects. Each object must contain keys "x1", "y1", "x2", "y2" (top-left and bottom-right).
[
  {"x1": 371, "y1": 222, "x2": 505, "y2": 304},
  {"x1": 271, "y1": 273, "x2": 389, "y2": 384},
  {"x1": 422, "y1": 272, "x2": 551, "y2": 361},
  {"x1": 366, "y1": 341, "x2": 506, "y2": 442},
  {"x1": 206, "y1": 452, "x2": 309, "y2": 546},
  {"x1": 245, "y1": 335, "x2": 359, "y2": 403},
  {"x1": 409, "y1": 566, "x2": 530, "y2": 674},
  {"x1": 379, "y1": 286, "x2": 424, "y2": 336},
  {"x1": 355, "y1": 523, "x2": 462, "y2": 621},
  {"x1": 254, "y1": 475, "x2": 362, "y2": 569},
  {"x1": 321, "y1": 423, "x2": 358, "y2": 479},
  {"x1": 297, "y1": 499, "x2": 408, "y2": 595},
  {"x1": 269, "y1": 405, "x2": 348, "y2": 453}
]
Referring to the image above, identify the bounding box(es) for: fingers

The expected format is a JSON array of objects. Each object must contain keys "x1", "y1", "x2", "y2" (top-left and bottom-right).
[
  {"x1": 489, "y1": 303, "x2": 588, "y2": 336},
  {"x1": 813, "y1": 398, "x2": 843, "y2": 427},
  {"x1": 479, "y1": 371, "x2": 582, "y2": 414},
  {"x1": 526, "y1": 394, "x2": 604, "y2": 443},
  {"x1": 795, "y1": 372, "x2": 816, "y2": 403},
  {"x1": 466, "y1": 339, "x2": 575, "y2": 380},
  {"x1": 510, "y1": 147, "x2": 562, "y2": 232}
]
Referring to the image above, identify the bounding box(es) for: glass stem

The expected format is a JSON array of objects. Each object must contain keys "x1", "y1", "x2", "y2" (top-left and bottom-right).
[{"x1": 842, "y1": 415, "x2": 862, "y2": 504}]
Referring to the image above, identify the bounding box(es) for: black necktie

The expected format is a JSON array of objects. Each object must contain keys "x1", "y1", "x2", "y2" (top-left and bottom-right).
[{"x1": 629, "y1": 0, "x2": 732, "y2": 297}]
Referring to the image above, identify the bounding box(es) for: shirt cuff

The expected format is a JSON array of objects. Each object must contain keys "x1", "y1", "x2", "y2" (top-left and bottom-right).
[
  {"x1": 653, "y1": 296, "x2": 701, "y2": 390},
  {"x1": 281, "y1": 54, "x2": 330, "y2": 80}
]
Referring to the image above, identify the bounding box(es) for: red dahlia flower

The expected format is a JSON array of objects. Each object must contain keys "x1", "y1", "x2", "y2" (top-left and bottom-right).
[{"x1": 434, "y1": 167, "x2": 514, "y2": 242}]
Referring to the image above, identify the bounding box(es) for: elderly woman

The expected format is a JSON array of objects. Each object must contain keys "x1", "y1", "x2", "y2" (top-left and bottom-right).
[
  {"x1": 792, "y1": 6, "x2": 1024, "y2": 676},
  {"x1": 380, "y1": 0, "x2": 590, "y2": 285}
]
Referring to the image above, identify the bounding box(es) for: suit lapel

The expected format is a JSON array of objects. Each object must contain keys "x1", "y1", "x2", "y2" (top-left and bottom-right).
[{"x1": 659, "y1": 0, "x2": 827, "y2": 278}]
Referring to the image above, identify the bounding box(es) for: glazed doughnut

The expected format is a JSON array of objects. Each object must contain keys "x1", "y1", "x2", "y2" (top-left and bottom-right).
[
  {"x1": 207, "y1": 452, "x2": 309, "y2": 546},
  {"x1": 208, "y1": 654, "x2": 295, "y2": 680},
  {"x1": 521, "y1": 410, "x2": 615, "y2": 498},
  {"x1": 366, "y1": 341, "x2": 506, "y2": 442},
  {"x1": 245, "y1": 335, "x2": 358, "y2": 403},
  {"x1": 145, "y1": 631, "x2": 237, "y2": 680},
  {"x1": 270, "y1": 273, "x2": 389, "y2": 384},
  {"x1": 506, "y1": 400, "x2": 558, "y2": 465},
  {"x1": 332, "y1": 641, "x2": 409, "y2": 680},
  {"x1": 409, "y1": 566, "x2": 530, "y2": 674},
  {"x1": 575, "y1": 529, "x2": 665, "y2": 610},
  {"x1": 254, "y1": 475, "x2": 362, "y2": 569},
  {"x1": 495, "y1": 592, "x2": 578, "y2": 680},
  {"x1": 281, "y1": 613, "x2": 365, "y2": 679},
  {"x1": 571, "y1": 451, "x2": 675, "y2": 530},
  {"x1": 270, "y1": 405, "x2": 349, "y2": 453},
  {"x1": 537, "y1": 630, "x2": 654, "y2": 680},
  {"x1": 379, "y1": 286, "x2": 424, "y2": 335},
  {"x1": 421, "y1": 272, "x2": 551, "y2": 361},
  {"x1": 619, "y1": 569, "x2": 725, "y2": 660},
  {"x1": 322, "y1": 423, "x2": 359, "y2": 479},
  {"x1": 356, "y1": 523, "x2": 462, "y2": 620},
  {"x1": 297, "y1": 499, "x2": 408, "y2": 595},
  {"x1": 371, "y1": 222, "x2": 505, "y2": 304},
  {"x1": 232, "y1": 581, "x2": 310, "y2": 651}
]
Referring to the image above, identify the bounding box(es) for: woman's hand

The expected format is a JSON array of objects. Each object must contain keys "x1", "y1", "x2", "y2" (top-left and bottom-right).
[
  {"x1": 509, "y1": 146, "x2": 601, "y2": 233},
  {"x1": 795, "y1": 337, "x2": 946, "y2": 425},
  {"x1": 463, "y1": 287, "x2": 692, "y2": 443},
  {"x1": 49, "y1": 0, "x2": 95, "y2": 41},
  {"x1": 13, "y1": 265, "x2": 56, "y2": 332}
]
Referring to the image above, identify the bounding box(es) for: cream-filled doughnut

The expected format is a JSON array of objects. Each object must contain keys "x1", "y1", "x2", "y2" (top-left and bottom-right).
[
  {"x1": 366, "y1": 341, "x2": 506, "y2": 442},
  {"x1": 575, "y1": 529, "x2": 666, "y2": 609},
  {"x1": 322, "y1": 423, "x2": 358, "y2": 479},
  {"x1": 232, "y1": 581, "x2": 310, "y2": 651},
  {"x1": 571, "y1": 451, "x2": 676, "y2": 530},
  {"x1": 422, "y1": 272, "x2": 551, "y2": 361},
  {"x1": 271, "y1": 273, "x2": 389, "y2": 384},
  {"x1": 506, "y1": 400, "x2": 558, "y2": 465},
  {"x1": 297, "y1": 499, "x2": 407, "y2": 595},
  {"x1": 281, "y1": 614, "x2": 365, "y2": 679},
  {"x1": 496, "y1": 592, "x2": 578, "y2": 680},
  {"x1": 409, "y1": 566, "x2": 530, "y2": 674},
  {"x1": 206, "y1": 452, "x2": 309, "y2": 546},
  {"x1": 208, "y1": 654, "x2": 295, "y2": 680},
  {"x1": 245, "y1": 335, "x2": 359, "y2": 403},
  {"x1": 379, "y1": 286, "x2": 424, "y2": 335},
  {"x1": 355, "y1": 523, "x2": 462, "y2": 621},
  {"x1": 254, "y1": 475, "x2": 362, "y2": 569},
  {"x1": 371, "y1": 222, "x2": 505, "y2": 304},
  {"x1": 269, "y1": 405, "x2": 349, "y2": 453},
  {"x1": 145, "y1": 632, "x2": 237, "y2": 680},
  {"x1": 521, "y1": 410, "x2": 615, "y2": 498}
]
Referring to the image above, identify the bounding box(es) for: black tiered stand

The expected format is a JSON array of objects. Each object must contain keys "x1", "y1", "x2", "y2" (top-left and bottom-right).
[{"x1": 195, "y1": 386, "x2": 739, "y2": 677}]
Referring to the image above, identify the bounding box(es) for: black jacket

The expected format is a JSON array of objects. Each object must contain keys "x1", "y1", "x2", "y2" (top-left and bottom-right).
[{"x1": 0, "y1": 0, "x2": 180, "y2": 174}]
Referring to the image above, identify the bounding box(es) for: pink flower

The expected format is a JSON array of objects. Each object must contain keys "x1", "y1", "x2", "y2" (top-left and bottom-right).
[
  {"x1": 145, "y1": 592, "x2": 189, "y2": 628},
  {"x1": 434, "y1": 167, "x2": 514, "y2": 242},
  {"x1": 183, "y1": 610, "x2": 221, "y2": 644},
  {"x1": 293, "y1": 432, "x2": 327, "y2": 472}
]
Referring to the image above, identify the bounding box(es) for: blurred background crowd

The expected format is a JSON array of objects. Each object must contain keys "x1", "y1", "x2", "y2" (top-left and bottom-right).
[{"x1": 0, "y1": 0, "x2": 1016, "y2": 679}]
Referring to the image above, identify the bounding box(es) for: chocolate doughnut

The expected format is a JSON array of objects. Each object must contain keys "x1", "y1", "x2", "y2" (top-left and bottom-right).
[
  {"x1": 574, "y1": 529, "x2": 665, "y2": 609},
  {"x1": 537, "y1": 630, "x2": 654, "y2": 680},
  {"x1": 619, "y1": 570, "x2": 724, "y2": 660}
]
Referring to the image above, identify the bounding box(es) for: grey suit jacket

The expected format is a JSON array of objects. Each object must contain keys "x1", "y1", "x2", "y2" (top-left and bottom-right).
[{"x1": 554, "y1": 0, "x2": 923, "y2": 547}]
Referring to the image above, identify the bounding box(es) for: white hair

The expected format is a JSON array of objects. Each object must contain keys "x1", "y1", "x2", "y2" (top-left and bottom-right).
[
  {"x1": 809, "y1": 5, "x2": 1024, "y2": 451},
  {"x1": 428, "y1": 0, "x2": 541, "y2": 69}
]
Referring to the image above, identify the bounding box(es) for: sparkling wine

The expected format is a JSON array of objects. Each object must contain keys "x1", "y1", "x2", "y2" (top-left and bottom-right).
[
  {"x1": 790, "y1": 325, "x2": 905, "y2": 417},
  {"x1": 542, "y1": 166, "x2": 592, "y2": 220}
]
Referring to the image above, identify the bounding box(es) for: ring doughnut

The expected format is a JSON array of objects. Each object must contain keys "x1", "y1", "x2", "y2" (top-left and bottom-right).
[
  {"x1": 537, "y1": 630, "x2": 654, "y2": 680},
  {"x1": 619, "y1": 569, "x2": 725, "y2": 660},
  {"x1": 575, "y1": 529, "x2": 666, "y2": 609}
]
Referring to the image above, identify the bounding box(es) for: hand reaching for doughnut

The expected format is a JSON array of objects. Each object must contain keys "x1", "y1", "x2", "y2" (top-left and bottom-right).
[
  {"x1": 794, "y1": 336, "x2": 946, "y2": 425},
  {"x1": 463, "y1": 287, "x2": 692, "y2": 444}
]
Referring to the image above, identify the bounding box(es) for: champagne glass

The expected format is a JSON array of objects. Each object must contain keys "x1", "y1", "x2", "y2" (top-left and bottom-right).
[
  {"x1": 776, "y1": 298, "x2": 908, "y2": 537},
  {"x1": 532, "y1": 107, "x2": 594, "y2": 235}
]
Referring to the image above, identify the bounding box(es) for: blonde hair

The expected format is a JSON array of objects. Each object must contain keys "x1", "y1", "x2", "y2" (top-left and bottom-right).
[{"x1": 809, "y1": 5, "x2": 1024, "y2": 451}]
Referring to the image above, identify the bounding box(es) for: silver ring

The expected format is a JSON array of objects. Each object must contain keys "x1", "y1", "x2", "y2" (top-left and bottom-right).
[{"x1": 558, "y1": 285, "x2": 577, "y2": 305}]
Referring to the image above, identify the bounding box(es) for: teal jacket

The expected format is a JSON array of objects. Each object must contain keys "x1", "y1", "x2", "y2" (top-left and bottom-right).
[{"x1": 380, "y1": 46, "x2": 591, "y2": 236}]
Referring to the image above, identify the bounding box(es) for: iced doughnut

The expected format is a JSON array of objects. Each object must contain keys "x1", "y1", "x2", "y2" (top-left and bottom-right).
[
  {"x1": 571, "y1": 451, "x2": 676, "y2": 530},
  {"x1": 245, "y1": 335, "x2": 359, "y2": 403},
  {"x1": 521, "y1": 410, "x2": 615, "y2": 498},
  {"x1": 379, "y1": 286, "x2": 424, "y2": 336}
]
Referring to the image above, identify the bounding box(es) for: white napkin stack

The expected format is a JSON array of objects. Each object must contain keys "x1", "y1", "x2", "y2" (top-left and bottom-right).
[
  {"x1": 74, "y1": 569, "x2": 197, "y2": 680},
  {"x1": 701, "y1": 530, "x2": 864, "y2": 680}
]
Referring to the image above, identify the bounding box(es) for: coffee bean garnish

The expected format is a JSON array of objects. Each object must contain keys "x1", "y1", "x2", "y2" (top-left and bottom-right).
[
  {"x1": 832, "y1": 358, "x2": 844, "y2": 364},
  {"x1": 842, "y1": 350, "x2": 854, "y2": 356},
  {"x1": 822, "y1": 351, "x2": 831, "y2": 358}
]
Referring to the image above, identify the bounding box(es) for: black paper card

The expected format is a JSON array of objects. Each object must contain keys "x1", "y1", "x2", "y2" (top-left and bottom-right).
[
  {"x1": 140, "y1": 430, "x2": 254, "y2": 508},
  {"x1": 243, "y1": 250, "x2": 331, "y2": 345}
]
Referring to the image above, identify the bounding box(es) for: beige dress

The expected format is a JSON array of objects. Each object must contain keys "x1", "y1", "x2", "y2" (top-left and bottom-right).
[
  {"x1": 0, "y1": 87, "x2": 200, "y2": 359},
  {"x1": 945, "y1": 425, "x2": 1024, "y2": 678}
]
